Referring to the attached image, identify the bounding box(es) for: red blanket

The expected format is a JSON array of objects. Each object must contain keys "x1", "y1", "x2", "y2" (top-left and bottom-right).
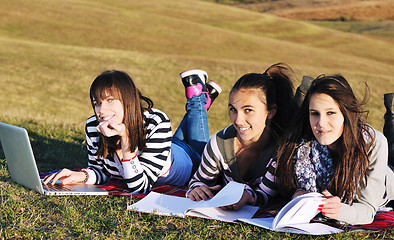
[{"x1": 95, "y1": 180, "x2": 186, "y2": 198}]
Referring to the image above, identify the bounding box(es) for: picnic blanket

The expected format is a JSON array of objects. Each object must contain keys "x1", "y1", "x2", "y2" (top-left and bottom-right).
[
  {"x1": 96, "y1": 180, "x2": 187, "y2": 198},
  {"x1": 40, "y1": 170, "x2": 394, "y2": 232}
]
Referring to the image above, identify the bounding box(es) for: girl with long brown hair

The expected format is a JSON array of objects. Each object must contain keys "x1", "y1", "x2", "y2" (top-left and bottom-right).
[
  {"x1": 276, "y1": 74, "x2": 394, "y2": 225},
  {"x1": 187, "y1": 63, "x2": 295, "y2": 210},
  {"x1": 43, "y1": 69, "x2": 222, "y2": 193}
]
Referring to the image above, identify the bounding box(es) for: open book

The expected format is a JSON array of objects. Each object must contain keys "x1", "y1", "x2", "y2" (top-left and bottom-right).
[
  {"x1": 129, "y1": 183, "x2": 343, "y2": 235},
  {"x1": 128, "y1": 181, "x2": 259, "y2": 222},
  {"x1": 238, "y1": 192, "x2": 343, "y2": 235}
]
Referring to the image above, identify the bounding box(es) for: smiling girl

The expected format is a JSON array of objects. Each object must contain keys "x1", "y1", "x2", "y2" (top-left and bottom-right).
[
  {"x1": 43, "y1": 69, "x2": 222, "y2": 193},
  {"x1": 277, "y1": 74, "x2": 394, "y2": 225},
  {"x1": 186, "y1": 63, "x2": 295, "y2": 210}
]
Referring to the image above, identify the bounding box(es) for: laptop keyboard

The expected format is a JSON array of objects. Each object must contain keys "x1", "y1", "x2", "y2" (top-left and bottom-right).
[{"x1": 43, "y1": 184, "x2": 74, "y2": 191}]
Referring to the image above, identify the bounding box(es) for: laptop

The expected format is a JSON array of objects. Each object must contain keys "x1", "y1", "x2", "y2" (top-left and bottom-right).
[{"x1": 0, "y1": 122, "x2": 109, "y2": 195}]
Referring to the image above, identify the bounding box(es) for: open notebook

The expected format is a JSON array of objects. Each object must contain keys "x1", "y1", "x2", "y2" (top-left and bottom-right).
[{"x1": 0, "y1": 122, "x2": 108, "y2": 195}]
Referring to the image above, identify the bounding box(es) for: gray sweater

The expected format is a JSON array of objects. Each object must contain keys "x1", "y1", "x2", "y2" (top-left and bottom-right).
[{"x1": 337, "y1": 128, "x2": 392, "y2": 225}]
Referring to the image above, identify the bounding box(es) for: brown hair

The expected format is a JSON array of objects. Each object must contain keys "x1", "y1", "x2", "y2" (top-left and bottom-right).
[
  {"x1": 230, "y1": 63, "x2": 295, "y2": 142},
  {"x1": 276, "y1": 74, "x2": 372, "y2": 203},
  {"x1": 90, "y1": 70, "x2": 153, "y2": 158}
]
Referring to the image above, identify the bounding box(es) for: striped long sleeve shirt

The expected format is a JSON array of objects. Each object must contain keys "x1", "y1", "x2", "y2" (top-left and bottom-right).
[
  {"x1": 83, "y1": 108, "x2": 172, "y2": 193},
  {"x1": 187, "y1": 125, "x2": 278, "y2": 206}
]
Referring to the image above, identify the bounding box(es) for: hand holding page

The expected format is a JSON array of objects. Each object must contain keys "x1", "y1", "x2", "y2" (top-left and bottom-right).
[
  {"x1": 273, "y1": 192, "x2": 323, "y2": 228},
  {"x1": 128, "y1": 181, "x2": 259, "y2": 222},
  {"x1": 238, "y1": 192, "x2": 343, "y2": 235}
]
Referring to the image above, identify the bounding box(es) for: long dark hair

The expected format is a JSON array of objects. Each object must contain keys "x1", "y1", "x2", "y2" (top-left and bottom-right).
[
  {"x1": 276, "y1": 74, "x2": 373, "y2": 204},
  {"x1": 230, "y1": 63, "x2": 295, "y2": 142},
  {"x1": 90, "y1": 70, "x2": 153, "y2": 158}
]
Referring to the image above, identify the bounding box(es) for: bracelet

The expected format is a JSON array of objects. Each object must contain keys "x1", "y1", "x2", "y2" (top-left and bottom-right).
[
  {"x1": 121, "y1": 153, "x2": 137, "y2": 162},
  {"x1": 80, "y1": 170, "x2": 88, "y2": 183}
]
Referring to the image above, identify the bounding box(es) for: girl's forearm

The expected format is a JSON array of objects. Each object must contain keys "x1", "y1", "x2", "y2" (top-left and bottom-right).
[{"x1": 120, "y1": 136, "x2": 136, "y2": 160}]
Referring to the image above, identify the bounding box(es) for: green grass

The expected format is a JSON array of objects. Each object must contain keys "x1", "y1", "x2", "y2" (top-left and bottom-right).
[
  {"x1": 0, "y1": 0, "x2": 393, "y2": 238},
  {"x1": 1, "y1": 118, "x2": 394, "y2": 239},
  {"x1": 308, "y1": 20, "x2": 394, "y2": 40}
]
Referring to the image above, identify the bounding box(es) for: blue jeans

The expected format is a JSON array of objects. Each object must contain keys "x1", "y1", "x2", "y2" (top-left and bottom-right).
[
  {"x1": 156, "y1": 94, "x2": 209, "y2": 186},
  {"x1": 173, "y1": 94, "x2": 210, "y2": 156}
]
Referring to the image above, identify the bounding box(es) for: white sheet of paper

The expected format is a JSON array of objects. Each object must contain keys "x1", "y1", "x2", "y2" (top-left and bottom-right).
[
  {"x1": 274, "y1": 193, "x2": 323, "y2": 228},
  {"x1": 237, "y1": 217, "x2": 275, "y2": 230},
  {"x1": 187, "y1": 205, "x2": 259, "y2": 222},
  {"x1": 238, "y1": 218, "x2": 343, "y2": 235},
  {"x1": 128, "y1": 181, "x2": 246, "y2": 218}
]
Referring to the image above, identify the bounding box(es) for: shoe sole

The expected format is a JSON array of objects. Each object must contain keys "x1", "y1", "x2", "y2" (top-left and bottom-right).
[
  {"x1": 180, "y1": 69, "x2": 208, "y2": 83},
  {"x1": 207, "y1": 81, "x2": 222, "y2": 94}
]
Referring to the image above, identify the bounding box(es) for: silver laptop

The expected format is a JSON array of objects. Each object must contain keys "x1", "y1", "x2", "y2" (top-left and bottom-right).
[{"x1": 0, "y1": 122, "x2": 108, "y2": 195}]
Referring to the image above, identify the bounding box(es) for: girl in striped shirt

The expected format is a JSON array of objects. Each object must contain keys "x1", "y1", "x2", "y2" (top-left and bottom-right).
[
  {"x1": 43, "y1": 69, "x2": 221, "y2": 193},
  {"x1": 187, "y1": 63, "x2": 295, "y2": 209}
]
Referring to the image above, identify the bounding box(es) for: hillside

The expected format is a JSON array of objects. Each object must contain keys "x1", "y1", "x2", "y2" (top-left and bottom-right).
[
  {"x1": 216, "y1": 0, "x2": 394, "y2": 41},
  {"x1": 0, "y1": 0, "x2": 393, "y2": 132},
  {"x1": 228, "y1": 0, "x2": 394, "y2": 21}
]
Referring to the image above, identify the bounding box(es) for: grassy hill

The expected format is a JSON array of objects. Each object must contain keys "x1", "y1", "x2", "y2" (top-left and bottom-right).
[
  {"x1": 0, "y1": 0, "x2": 394, "y2": 238},
  {"x1": 222, "y1": 0, "x2": 394, "y2": 21},
  {"x1": 0, "y1": 0, "x2": 393, "y2": 132}
]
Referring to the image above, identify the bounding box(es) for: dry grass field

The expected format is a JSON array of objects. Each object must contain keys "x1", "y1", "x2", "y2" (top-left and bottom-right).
[
  {"x1": 227, "y1": 0, "x2": 394, "y2": 21},
  {"x1": 0, "y1": 0, "x2": 394, "y2": 238},
  {"x1": 1, "y1": 0, "x2": 393, "y2": 132},
  {"x1": 216, "y1": 0, "x2": 394, "y2": 41}
]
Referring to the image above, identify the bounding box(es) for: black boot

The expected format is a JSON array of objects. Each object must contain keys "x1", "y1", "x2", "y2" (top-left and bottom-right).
[
  {"x1": 206, "y1": 81, "x2": 222, "y2": 110},
  {"x1": 293, "y1": 76, "x2": 314, "y2": 109},
  {"x1": 180, "y1": 69, "x2": 208, "y2": 93},
  {"x1": 384, "y1": 93, "x2": 394, "y2": 168}
]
